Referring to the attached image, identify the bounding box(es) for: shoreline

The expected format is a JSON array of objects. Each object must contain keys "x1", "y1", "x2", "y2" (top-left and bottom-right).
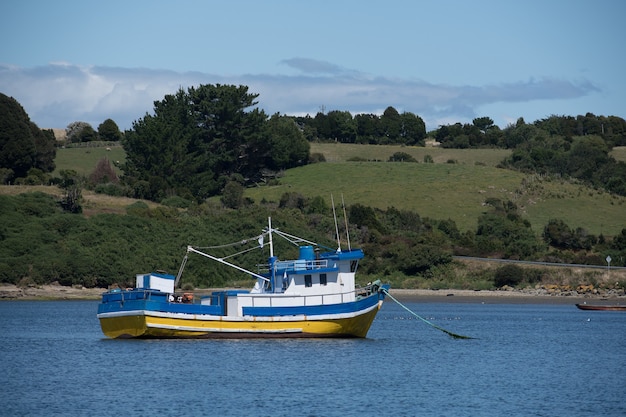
[{"x1": 1, "y1": 284, "x2": 624, "y2": 305}]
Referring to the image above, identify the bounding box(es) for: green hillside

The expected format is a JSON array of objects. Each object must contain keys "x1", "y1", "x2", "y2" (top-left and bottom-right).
[
  {"x1": 53, "y1": 145, "x2": 125, "y2": 176},
  {"x1": 309, "y1": 142, "x2": 512, "y2": 165},
  {"x1": 52, "y1": 143, "x2": 626, "y2": 237},
  {"x1": 244, "y1": 161, "x2": 625, "y2": 237}
]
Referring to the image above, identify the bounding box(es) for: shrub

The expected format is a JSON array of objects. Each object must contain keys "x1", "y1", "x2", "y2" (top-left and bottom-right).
[
  {"x1": 494, "y1": 264, "x2": 524, "y2": 287},
  {"x1": 161, "y1": 196, "x2": 192, "y2": 208},
  {"x1": 388, "y1": 152, "x2": 417, "y2": 162},
  {"x1": 309, "y1": 153, "x2": 326, "y2": 163},
  {"x1": 95, "y1": 183, "x2": 127, "y2": 197}
]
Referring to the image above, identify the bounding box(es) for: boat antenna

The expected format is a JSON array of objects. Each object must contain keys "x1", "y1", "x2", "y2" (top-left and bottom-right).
[
  {"x1": 331, "y1": 194, "x2": 341, "y2": 252},
  {"x1": 341, "y1": 193, "x2": 351, "y2": 251},
  {"x1": 268, "y1": 217, "x2": 274, "y2": 258}
]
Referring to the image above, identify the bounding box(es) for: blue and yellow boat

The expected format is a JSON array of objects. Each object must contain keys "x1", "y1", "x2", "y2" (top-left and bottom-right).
[{"x1": 97, "y1": 217, "x2": 389, "y2": 338}]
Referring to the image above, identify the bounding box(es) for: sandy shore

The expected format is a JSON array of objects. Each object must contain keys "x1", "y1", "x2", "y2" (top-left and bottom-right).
[{"x1": 1, "y1": 283, "x2": 624, "y2": 305}]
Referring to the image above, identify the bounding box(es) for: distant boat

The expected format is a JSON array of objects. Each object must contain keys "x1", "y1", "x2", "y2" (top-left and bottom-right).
[
  {"x1": 97, "y1": 217, "x2": 389, "y2": 338},
  {"x1": 575, "y1": 303, "x2": 626, "y2": 311}
]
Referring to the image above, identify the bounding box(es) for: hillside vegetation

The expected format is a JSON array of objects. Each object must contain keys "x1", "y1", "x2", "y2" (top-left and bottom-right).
[
  {"x1": 244, "y1": 145, "x2": 626, "y2": 236},
  {"x1": 2, "y1": 86, "x2": 626, "y2": 292}
]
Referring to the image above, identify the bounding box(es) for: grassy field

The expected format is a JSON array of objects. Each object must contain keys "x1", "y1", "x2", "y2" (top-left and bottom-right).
[
  {"x1": 612, "y1": 146, "x2": 626, "y2": 162},
  {"x1": 34, "y1": 143, "x2": 626, "y2": 237},
  {"x1": 245, "y1": 162, "x2": 626, "y2": 236},
  {"x1": 310, "y1": 143, "x2": 511, "y2": 165},
  {"x1": 53, "y1": 145, "x2": 125, "y2": 176}
]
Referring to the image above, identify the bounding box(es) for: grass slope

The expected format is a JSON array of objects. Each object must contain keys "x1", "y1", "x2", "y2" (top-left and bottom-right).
[
  {"x1": 44, "y1": 143, "x2": 626, "y2": 236},
  {"x1": 53, "y1": 145, "x2": 125, "y2": 176},
  {"x1": 310, "y1": 142, "x2": 511, "y2": 165},
  {"x1": 246, "y1": 148, "x2": 626, "y2": 237}
]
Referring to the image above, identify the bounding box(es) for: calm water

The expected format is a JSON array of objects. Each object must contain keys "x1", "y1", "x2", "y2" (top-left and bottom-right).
[{"x1": 0, "y1": 300, "x2": 624, "y2": 417}]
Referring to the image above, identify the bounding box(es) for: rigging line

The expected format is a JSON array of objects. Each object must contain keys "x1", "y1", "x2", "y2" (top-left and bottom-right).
[
  {"x1": 193, "y1": 233, "x2": 267, "y2": 250},
  {"x1": 220, "y1": 243, "x2": 266, "y2": 260},
  {"x1": 382, "y1": 288, "x2": 476, "y2": 340}
]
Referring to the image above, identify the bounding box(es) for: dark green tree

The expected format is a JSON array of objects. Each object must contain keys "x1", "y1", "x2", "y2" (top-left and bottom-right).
[
  {"x1": 380, "y1": 106, "x2": 401, "y2": 143},
  {"x1": 0, "y1": 93, "x2": 56, "y2": 182},
  {"x1": 77, "y1": 125, "x2": 98, "y2": 142},
  {"x1": 565, "y1": 135, "x2": 609, "y2": 181},
  {"x1": 473, "y1": 116, "x2": 495, "y2": 132},
  {"x1": 97, "y1": 119, "x2": 123, "y2": 141},
  {"x1": 123, "y1": 84, "x2": 277, "y2": 202},
  {"x1": 264, "y1": 114, "x2": 310, "y2": 170},
  {"x1": 474, "y1": 199, "x2": 543, "y2": 259},
  {"x1": 400, "y1": 112, "x2": 426, "y2": 145},
  {"x1": 66, "y1": 122, "x2": 94, "y2": 143},
  {"x1": 354, "y1": 113, "x2": 382, "y2": 144},
  {"x1": 326, "y1": 110, "x2": 357, "y2": 143}
]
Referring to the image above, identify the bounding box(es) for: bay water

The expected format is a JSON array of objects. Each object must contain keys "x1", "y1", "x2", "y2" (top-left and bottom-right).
[{"x1": 1, "y1": 299, "x2": 624, "y2": 416}]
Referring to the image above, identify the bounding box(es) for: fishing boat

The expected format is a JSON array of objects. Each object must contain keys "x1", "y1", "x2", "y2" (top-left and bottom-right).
[
  {"x1": 575, "y1": 303, "x2": 626, "y2": 311},
  {"x1": 97, "y1": 217, "x2": 389, "y2": 338}
]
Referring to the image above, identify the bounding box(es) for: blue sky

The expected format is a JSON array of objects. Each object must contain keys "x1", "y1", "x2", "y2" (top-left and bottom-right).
[{"x1": 1, "y1": 0, "x2": 624, "y2": 131}]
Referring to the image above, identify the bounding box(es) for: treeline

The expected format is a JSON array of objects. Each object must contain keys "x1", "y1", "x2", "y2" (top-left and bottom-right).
[
  {"x1": 295, "y1": 110, "x2": 626, "y2": 148},
  {"x1": 2, "y1": 86, "x2": 626, "y2": 200},
  {"x1": 2, "y1": 192, "x2": 625, "y2": 289}
]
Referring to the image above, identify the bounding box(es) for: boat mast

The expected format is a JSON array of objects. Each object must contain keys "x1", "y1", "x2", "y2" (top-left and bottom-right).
[
  {"x1": 268, "y1": 217, "x2": 274, "y2": 258},
  {"x1": 341, "y1": 193, "x2": 351, "y2": 251},
  {"x1": 331, "y1": 194, "x2": 341, "y2": 252}
]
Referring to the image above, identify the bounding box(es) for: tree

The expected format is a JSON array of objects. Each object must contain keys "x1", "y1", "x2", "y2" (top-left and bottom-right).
[
  {"x1": 76, "y1": 125, "x2": 98, "y2": 142},
  {"x1": 66, "y1": 122, "x2": 94, "y2": 143},
  {"x1": 58, "y1": 169, "x2": 83, "y2": 213},
  {"x1": 473, "y1": 116, "x2": 495, "y2": 132},
  {"x1": 0, "y1": 93, "x2": 56, "y2": 183},
  {"x1": 475, "y1": 200, "x2": 543, "y2": 259},
  {"x1": 565, "y1": 135, "x2": 609, "y2": 181},
  {"x1": 264, "y1": 114, "x2": 310, "y2": 170},
  {"x1": 88, "y1": 157, "x2": 119, "y2": 185},
  {"x1": 123, "y1": 84, "x2": 272, "y2": 202},
  {"x1": 380, "y1": 106, "x2": 401, "y2": 142},
  {"x1": 400, "y1": 112, "x2": 426, "y2": 145},
  {"x1": 97, "y1": 119, "x2": 123, "y2": 141},
  {"x1": 326, "y1": 110, "x2": 356, "y2": 143},
  {"x1": 221, "y1": 180, "x2": 244, "y2": 209},
  {"x1": 355, "y1": 113, "x2": 382, "y2": 144}
]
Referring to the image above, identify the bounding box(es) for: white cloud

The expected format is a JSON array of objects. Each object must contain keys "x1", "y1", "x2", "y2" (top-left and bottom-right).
[{"x1": 0, "y1": 62, "x2": 601, "y2": 131}]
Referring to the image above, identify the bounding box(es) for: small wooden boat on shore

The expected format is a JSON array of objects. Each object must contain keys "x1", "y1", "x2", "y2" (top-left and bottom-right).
[
  {"x1": 97, "y1": 216, "x2": 389, "y2": 339},
  {"x1": 575, "y1": 303, "x2": 626, "y2": 311}
]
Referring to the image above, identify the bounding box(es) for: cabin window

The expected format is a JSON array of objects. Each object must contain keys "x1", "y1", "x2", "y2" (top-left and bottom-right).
[
  {"x1": 304, "y1": 274, "x2": 312, "y2": 287},
  {"x1": 350, "y1": 260, "x2": 359, "y2": 272},
  {"x1": 320, "y1": 273, "x2": 327, "y2": 286}
]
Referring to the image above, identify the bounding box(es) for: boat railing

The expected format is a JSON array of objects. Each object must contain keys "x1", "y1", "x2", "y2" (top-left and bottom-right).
[
  {"x1": 105, "y1": 288, "x2": 208, "y2": 305},
  {"x1": 245, "y1": 282, "x2": 380, "y2": 308},
  {"x1": 257, "y1": 259, "x2": 329, "y2": 274}
]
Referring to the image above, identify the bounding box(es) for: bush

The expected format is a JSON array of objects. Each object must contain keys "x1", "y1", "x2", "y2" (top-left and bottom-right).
[
  {"x1": 161, "y1": 196, "x2": 192, "y2": 208},
  {"x1": 494, "y1": 264, "x2": 524, "y2": 287},
  {"x1": 95, "y1": 183, "x2": 127, "y2": 196},
  {"x1": 388, "y1": 152, "x2": 417, "y2": 162},
  {"x1": 309, "y1": 153, "x2": 326, "y2": 163}
]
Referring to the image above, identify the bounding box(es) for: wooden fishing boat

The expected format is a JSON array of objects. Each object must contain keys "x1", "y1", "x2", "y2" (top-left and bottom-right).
[
  {"x1": 575, "y1": 303, "x2": 626, "y2": 311},
  {"x1": 97, "y1": 217, "x2": 389, "y2": 339}
]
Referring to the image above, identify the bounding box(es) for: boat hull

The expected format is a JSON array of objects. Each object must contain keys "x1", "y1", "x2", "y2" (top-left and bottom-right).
[
  {"x1": 99, "y1": 300, "x2": 383, "y2": 339},
  {"x1": 575, "y1": 303, "x2": 626, "y2": 311}
]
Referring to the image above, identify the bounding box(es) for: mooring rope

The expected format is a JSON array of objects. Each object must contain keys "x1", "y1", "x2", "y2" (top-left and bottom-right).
[{"x1": 382, "y1": 288, "x2": 476, "y2": 340}]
